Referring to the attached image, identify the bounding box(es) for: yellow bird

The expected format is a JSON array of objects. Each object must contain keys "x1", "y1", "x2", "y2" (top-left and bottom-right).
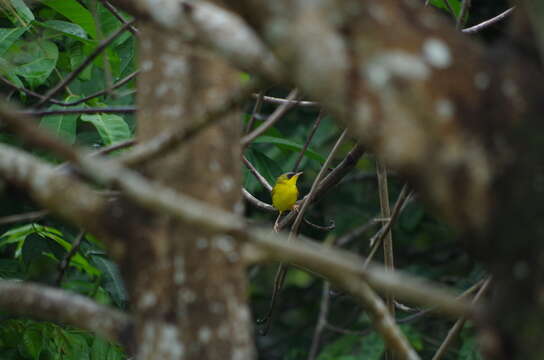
[{"x1": 271, "y1": 171, "x2": 303, "y2": 232}]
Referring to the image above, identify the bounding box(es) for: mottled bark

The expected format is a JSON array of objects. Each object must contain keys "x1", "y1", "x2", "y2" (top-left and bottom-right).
[{"x1": 128, "y1": 22, "x2": 253, "y2": 359}]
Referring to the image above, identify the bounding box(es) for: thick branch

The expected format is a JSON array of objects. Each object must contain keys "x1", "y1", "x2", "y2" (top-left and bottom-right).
[
  {"x1": 108, "y1": 0, "x2": 282, "y2": 80},
  {"x1": 0, "y1": 280, "x2": 132, "y2": 345}
]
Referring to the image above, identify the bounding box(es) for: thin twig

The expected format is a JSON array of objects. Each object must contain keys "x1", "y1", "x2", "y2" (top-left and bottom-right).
[
  {"x1": 253, "y1": 94, "x2": 318, "y2": 107},
  {"x1": 308, "y1": 281, "x2": 331, "y2": 360},
  {"x1": 431, "y1": 277, "x2": 491, "y2": 360},
  {"x1": 98, "y1": 0, "x2": 139, "y2": 35},
  {"x1": 242, "y1": 155, "x2": 272, "y2": 191},
  {"x1": 60, "y1": 71, "x2": 137, "y2": 107},
  {"x1": 292, "y1": 109, "x2": 322, "y2": 172},
  {"x1": 23, "y1": 106, "x2": 136, "y2": 116},
  {"x1": 377, "y1": 160, "x2": 395, "y2": 360},
  {"x1": 35, "y1": 21, "x2": 135, "y2": 108},
  {"x1": 92, "y1": 139, "x2": 136, "y2": 156},
  {"x1": 335, "y1": 218, "x2": 380, "y2": 247},
  {"x1": 56, "y1": 230, "x2": 85, "y2": 286},
  {"x1": 303, "y1": 217, "x2": 335, "y2": 231},
  {"x1": 0, "y1": 210, "x2": 49, "y2": 225},
  {"x1": 325, "y1": 276, "x2": 487, "y2": 337},
  {"x1": 242, "y1": 188, "x2": 275, "y2": 211},
  {"x1": 291, "y1": 129, "x2": 347, "y2": 237},
  {"x1": 1, "y1": 72, "x2": 137, "y2": 107},
  {"x1": 246, "y1": 91, "x2": 264, "y2": 133},
  {"x1": 456, "y1": 0, "x2": 472, "y2": 29},
  {"x1": 365, "y1": 185, "x2": 410, "y2": 268},
  {"x1": 443, "y1": 0, "x2": 455, "y2": 17},
  {"x1": 241, "y1": 89, "x2": 299, "y2": 148},
  {"x1": 462, "y1": 8, "x2": 514, "y2": 34}
]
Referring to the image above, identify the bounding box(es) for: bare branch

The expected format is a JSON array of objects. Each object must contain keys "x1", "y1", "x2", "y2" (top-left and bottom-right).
[
  {"x1": 241, "y1": 89, "x2": 299, "y2": 148},
  {"x1": 0, "y1": 210, "x2": 49, "y2": 225},
  {"x1": 432, "y1": 277, "x2": 491, "y2": 360},
  {"x1": 253, "y1": 94, "x2": 318, "y2": 107},
  {"x1": 0, "y1": 280, "x2": 132, "y2": 345},
  {"x1": 292, "y1": 109, "x2": 322, "y2": 172},
  {"x1": 242, "y1": 155, "x2": 272, "y2": 191},
  {"x1": 462, "y1": 7, "x2": 515, "y2": 34},
  {"x1": 23, "y1": 106, "x2": 136, "y2": 116}
]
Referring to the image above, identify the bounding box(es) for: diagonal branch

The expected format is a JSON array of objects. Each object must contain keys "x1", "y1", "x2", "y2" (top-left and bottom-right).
[{"x1": 0, "y1": 103, "x2": 469, "y2": 319}]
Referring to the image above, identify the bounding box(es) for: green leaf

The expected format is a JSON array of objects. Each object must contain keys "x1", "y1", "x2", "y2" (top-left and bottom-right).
[
  {"x1": 459, "y1": 336, "x2": 483, "y2": 360},
  {"x1": 70, "y1": 43, "x2": 93, "y2": 80},
  {"x1": 401, "y1": 324, "x2": 424, "y2": 351},
  {"x1": 34, "y1": 20, "x2": 93, "y2": 44},
  {"x1": 317, "y1": 332, "x2": 384, "y2": 360},
  {"x1": 9, "y1": 0, "x2": 34, "y2": 25},
  {"x1": 0, "y1": 27, "x2": 27, "y2": 56},
  {"x1": 91, "y1": 256, "x2": 127, "y2": 307},
  {"x1": 430, "y1": 0, "x2": 462, "y2": 17},
  {"x1": 0, "y1": 57, "x2": 24, "y2": 93},
  {"x1": 38, "y1": 232, "x2": 100, "y2": 277},
  {"x1": 22, "y1": 325, "x2": 44, "y2": 360},
  {"x1": 244, "y1": 148, "x2": 283, "y2": 189},
  {"x1": 14, "y1": 40, "x2": 59, "y2": 88},
  {"x1": 41, "y1": 0, "x2": 96, "y2": 39},
  {"x1": 0, "y1": 259, "x2": 23, "y2": 278},
  {"x1": 40, "y1": 96, "x2": 81, "y2": 144},
  {"x1": 80, "y1": 113, "x2": 131, "y2": 145},
  {"x1": 22, "y1": 233, "x2": 50, "y2": 264},
  {"x1": 286, "y1": 269, "x2": 313, "y2": 287},
  {"x1": 0, "y1": 224, "x2": 35, "y2": 248},
  {"x1": 253, "y1": 135, "x2": 326, "y2": 163},
  {"x1": 400, "y1": 202, "x2": 425, "y2": 232}
]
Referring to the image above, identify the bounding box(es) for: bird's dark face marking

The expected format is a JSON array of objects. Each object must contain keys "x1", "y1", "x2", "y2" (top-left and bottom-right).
[{"x1": 285, "y1": 171, "x2": 303, "y2": 179}]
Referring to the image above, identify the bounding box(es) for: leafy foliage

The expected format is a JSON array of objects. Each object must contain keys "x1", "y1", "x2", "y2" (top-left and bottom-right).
[{"x1": 0, "y1": 319, "x2": 124, "y2": 360}]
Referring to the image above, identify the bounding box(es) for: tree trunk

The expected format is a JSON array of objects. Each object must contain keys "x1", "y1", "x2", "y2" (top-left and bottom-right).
[{"x1": 126, "y1": 22, "x2": 254, "y2": 359}]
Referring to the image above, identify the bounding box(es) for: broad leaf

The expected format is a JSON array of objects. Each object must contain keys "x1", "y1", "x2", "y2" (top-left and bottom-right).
[
  {"x1": 253, "y1": 135, "x2": 326, "y2": 163},
  {"x1": 41, "y1": 0, "x2": 96, "y2": 39},
  {"x1": 34, "y1": 20, "x2": 93, "y2": 44},
  {"x1": 80, "y1": 113, "x2": 131, "y2": 145},
  {"x1": 40, "y1": 95, "x2": 81, "y2": 144},
  {"x1": 430, "y1": 0, "x2": 462, "y2": 17},
  {"x1": 91, "y1": 256, "x2": 127, "y2": 308},
  {"x1": 13, "y1": 40, "x2": 58, "y2": 88},
  {"x1": 9, "y1": 0, "x2": 34, "y2": 25},
  {"x1": 0, "y1": 27, "x2": 26, "y2": 56}
]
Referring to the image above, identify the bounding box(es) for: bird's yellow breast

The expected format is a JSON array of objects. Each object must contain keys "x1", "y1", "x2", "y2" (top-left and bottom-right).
[{"x1": 272, "y1": 181, "x2": 299, "y2": 212}]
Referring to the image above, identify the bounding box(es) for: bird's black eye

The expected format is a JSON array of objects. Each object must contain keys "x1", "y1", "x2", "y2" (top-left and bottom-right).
[{"x1": 285, "y1": 172, "x2": 296, "y2": 179}]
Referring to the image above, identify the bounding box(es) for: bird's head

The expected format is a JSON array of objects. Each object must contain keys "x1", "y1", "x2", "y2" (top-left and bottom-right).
[{"x1": 276, "y1": 171, "x2": 303, "y2": 185}]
